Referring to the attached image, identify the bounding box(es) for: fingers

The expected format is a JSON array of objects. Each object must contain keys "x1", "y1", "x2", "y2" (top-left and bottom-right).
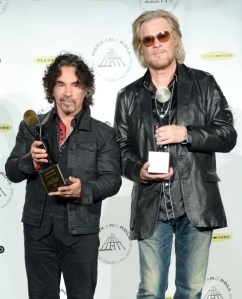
[
  {"x1": 148, "y1": 170, "x2": 173, "y2": 181},
  {"x1": 155, "y1": 125, "x2": 187, "y2": 144},
  {"x1": 160, "y1": 167, "x2": 174, "y2": 180},
  {"x1": 140, "y1": 163, "x2": 173, "y2": 181},
  {"x1": 48, "y1": 177, "x2": 81, "y2": 199},
  {"x1": 30, "y1": 141, "x2": 48, "y2": 165},
  {"x1": 140, "y1": 162, "x2": 150, "y2": 180},
  {"x1": 49, "y1": 190, "x2": 80, "y2": 199}
]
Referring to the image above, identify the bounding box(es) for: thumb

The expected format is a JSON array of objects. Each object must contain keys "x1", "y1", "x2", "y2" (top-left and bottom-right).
[
  {"x1": 67, "y1": 176, "x2": 77, "y2": 183},
  {"x1": 143, "y1": 162, "x2": 150, "y2": 170}
]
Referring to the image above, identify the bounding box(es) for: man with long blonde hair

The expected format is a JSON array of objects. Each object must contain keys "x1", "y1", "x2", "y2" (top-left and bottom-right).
[{"x1": 114, "y1": 9, "x2": 237, "y2": 299}]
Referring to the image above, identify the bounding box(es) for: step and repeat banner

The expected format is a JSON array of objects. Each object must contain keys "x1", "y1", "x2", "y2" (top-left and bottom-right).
[{"x1": 0, "y1": 1, "x2": 241, "y2": 298}]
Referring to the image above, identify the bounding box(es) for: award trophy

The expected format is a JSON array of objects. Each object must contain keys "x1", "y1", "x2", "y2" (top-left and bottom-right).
[
  {"x1": 148, "y1": 87, "x2": 171, "y2": 174},
  {"x1": 23, "y1": 110, "x2": 67, "y2": 193}
]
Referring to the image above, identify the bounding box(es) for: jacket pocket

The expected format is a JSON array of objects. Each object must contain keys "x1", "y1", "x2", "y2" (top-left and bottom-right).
[
  {"x1": 76, "y1": 142, "x2": 98, "y2": 152},
  {"x1": 201, "y1": 172, "x2": 222, "y2": 203},
  {"x1": 201, "y1": 172, "x2": 220, "y2": 183},
  {"x1": 73, "y1": 142, "x2": 99, "y2": 172}
]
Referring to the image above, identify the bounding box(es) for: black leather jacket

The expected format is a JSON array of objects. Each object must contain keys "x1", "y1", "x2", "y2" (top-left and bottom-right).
[
  {"x1": 5, "y1": 107, "x2": 122, "y2": 235},
  {"x1": 114, "y1": 63, "x2": 237, "y2": 240}
]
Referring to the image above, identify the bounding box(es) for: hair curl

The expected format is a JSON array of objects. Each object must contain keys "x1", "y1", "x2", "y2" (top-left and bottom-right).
[
  {"x1": 132, "y1": 9, "x2": 185, "y2": 68},
  {"x1": 43, "y1": 52, "x2": 95, "y2": 107}
]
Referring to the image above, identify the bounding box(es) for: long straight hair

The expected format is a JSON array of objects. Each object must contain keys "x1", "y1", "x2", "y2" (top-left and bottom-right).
[{"x1": 132, "y1": 10, "x2": 185, "y2": 68}]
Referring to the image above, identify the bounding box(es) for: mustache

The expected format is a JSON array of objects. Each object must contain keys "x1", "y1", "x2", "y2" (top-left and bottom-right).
[{"x1": 60, "y1": 96, "x2": 74, "y2": 102}]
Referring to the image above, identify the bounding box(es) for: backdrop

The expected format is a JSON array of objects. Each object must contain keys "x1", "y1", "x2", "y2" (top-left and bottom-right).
[{"x1": 0, "y1": 1, "x2": 241, "y2": 298}]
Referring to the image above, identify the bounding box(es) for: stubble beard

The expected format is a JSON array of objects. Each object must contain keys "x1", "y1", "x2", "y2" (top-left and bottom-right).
[{"x1": 148, "y1": 56, "x2": 175, "y2": 71}]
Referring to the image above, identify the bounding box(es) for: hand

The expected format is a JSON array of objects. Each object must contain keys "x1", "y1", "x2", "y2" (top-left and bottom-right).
[
  {"x1": 30, "y1": 140, "x2": 48, "y2": 167},
  {"x1": 48, "y1": 176, "x2": 81, "y2": 199},
  {"x1": 155, "y1": 125, "x2": 187, "y2": 145},
  {"x1": 140, "y1": 162, "x2": 174, "y2": 181}
]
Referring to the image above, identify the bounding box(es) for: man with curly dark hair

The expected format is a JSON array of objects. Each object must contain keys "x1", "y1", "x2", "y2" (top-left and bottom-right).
[
  {"x1": 43, "y1": 53, "x2": 95, "y2": 107},
  {"x1": 5, "y1": 52, "x2": 122, "y2": 299}
]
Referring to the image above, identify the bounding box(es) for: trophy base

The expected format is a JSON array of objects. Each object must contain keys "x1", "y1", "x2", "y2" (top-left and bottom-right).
[{"x1": 39, "y1": 164, "x2": 66, "y2": 193}]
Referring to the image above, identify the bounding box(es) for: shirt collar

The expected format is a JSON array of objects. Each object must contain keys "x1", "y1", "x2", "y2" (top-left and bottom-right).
[
  {"x1": 143, "y1": 66, "x2": 178, "y2": 93},
  {"x1": 52, "y1": 107, "x2": 84, "y2": 129}
]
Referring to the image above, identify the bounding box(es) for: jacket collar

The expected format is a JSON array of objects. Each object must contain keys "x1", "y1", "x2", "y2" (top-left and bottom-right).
[
  {"x1": 77, "y1": 106, "x2": 92, "y2": 131},
  {"x1": 38, "y1": 106, "x2": 92, "y2": 163},
  {"x1": 176, "y1": 63, "x2": 192, "y2": 125},
  {"x1": 133, "y1": 64, "x2": 192, "y2": 147},
  {"x1": 40, "y1": 106, "x2": 92, "y2": 132},
  {"x1": 135, "y1": 70, "x2": 156, "y2": 148},
  {"x1": 137, "y1": 64, "x2": 193, "y2": 126}
]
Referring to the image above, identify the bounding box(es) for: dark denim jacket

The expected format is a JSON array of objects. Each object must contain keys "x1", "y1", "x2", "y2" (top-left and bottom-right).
[{"x1": 5, "y1": 107, "x2": 122, "y2": 235}]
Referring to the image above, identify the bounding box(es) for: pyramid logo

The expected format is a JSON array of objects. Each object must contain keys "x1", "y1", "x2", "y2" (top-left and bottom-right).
[
  {"x1": 203, "y1": 287, "x2": 223, "y2": 299},
  {"x1": 99, "y1": 233, "x2": 125, "y2": 251},
  {"x1": 92, "y1": 38, "x2": 132, "y2": 81},
  {"x1": 98, "y1": 48, "x2": 125, "y2": 68},
  {"x1": 202, "y1": 276, "x2": 232, "y2": 299},
  {"x1": 98, "y1": 223, "x2": 132, "y2": 264}
]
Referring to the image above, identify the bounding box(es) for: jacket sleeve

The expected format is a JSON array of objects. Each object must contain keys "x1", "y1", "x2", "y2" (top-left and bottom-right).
[
  {"x1": 5, "y1": 121, "x2": 37, "y2": 183},
  {"x1": 188, "y1": 74, "x2": 237, "y2": 153},
  {"x1": 113, "y1": 89, "x2": 145, "y2": 184}
]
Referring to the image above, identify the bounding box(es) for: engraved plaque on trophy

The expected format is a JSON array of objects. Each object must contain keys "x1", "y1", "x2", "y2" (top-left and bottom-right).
[{"x1": 39, "y1": 164, "x2": 66, "y2": 193}]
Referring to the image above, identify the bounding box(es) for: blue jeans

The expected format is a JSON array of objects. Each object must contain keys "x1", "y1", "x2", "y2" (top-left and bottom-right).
[{"x1": 137, "y1": 215, "x2": 212, "y2": 299}]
